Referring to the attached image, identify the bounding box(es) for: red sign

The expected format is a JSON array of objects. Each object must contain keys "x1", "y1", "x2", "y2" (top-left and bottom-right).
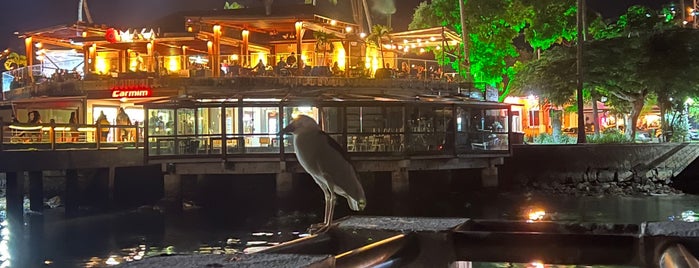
[
  {"x1": 111, "y1": 86, "x2": 152, "y2": 98},
  {"x1": 105, "y1": 28, "x2": 118, "y2": 43}
]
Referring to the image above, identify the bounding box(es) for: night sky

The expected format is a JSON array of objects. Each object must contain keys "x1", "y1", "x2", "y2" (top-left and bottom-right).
[{"x1": 0, "y1": 0, "x2": 670, "y2": 51}]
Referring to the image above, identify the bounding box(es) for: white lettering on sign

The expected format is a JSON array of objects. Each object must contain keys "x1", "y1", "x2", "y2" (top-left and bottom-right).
[{"x1": 111, "y1": 89, "x2": 151, "y2": 98}]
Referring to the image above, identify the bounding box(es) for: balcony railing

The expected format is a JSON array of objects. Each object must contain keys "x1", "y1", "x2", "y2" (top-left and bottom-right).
[{"x1": 0, "y1": 121, "x2": 144, "y2": 151}]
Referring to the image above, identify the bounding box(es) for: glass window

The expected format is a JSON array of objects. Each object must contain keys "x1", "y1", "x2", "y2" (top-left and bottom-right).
[
  {"x1": 198, "y1": 107, "x2": 222, "y2": 134},
  {"x1": 124, "y1": 107, "x2": 144, "y2": 125},
  {"x1": 243, "y1": 107, "x2": 279, "y2": 134},
  {"x1": 347, "y1": 106, "x2": 402, "y2": 133},
  {"x1": 321, "y1": 107, "x2": 343, "y2": 134},
  {"x1": 177, "y1": 108, "x2": 195, "y2": 135},
  {"x1": 485, "y1": 109, "x2": 508, "y2": 133},
  {"x1": 528, "y1": 110, "x2": 539, "y2": 127},
  {"x1": 225, "y1": 107, "x2": 239, "y2": 134},
  {"x1": 408, "y1": 105, "x2": 452, "y2": 133},
  {"x1": 282, "y1": 106, "x2": 319, "y2": 129},
  {"x1": 148, "y1": 109, "x2": 174, "y2": 136}
]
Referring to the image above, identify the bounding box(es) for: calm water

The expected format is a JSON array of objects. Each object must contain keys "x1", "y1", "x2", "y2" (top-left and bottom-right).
[{"x1": 2, "y1": 192, "x2": 699, "y2": 267}]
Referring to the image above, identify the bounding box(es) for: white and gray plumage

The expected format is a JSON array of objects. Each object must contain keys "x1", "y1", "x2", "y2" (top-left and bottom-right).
[{"x1": 282, "y1": 115, "x2": 366, "y2": 231}]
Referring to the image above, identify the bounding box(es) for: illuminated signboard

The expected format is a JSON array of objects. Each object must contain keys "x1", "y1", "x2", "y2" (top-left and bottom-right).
[{"x1": 111, "y1": 85, "x2": 152, "y2": 98}]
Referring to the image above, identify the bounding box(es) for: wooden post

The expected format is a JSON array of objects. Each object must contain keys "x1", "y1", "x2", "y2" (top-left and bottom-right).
[
  {"x1": 5, "y1": 172, "x2": 23, "y2": 224},
  {"x1": 242, "y1": 30, "x2": 249, "y2": 67},
  {"x1": 295, "y1": 22, "x2": 304, "y2": 74},
  {"x1": 0, "y1": 119, "x2": 5, "y2": 151},
  {"x1": 213, "y1": 25, "x2": 222, "y2": 77},
  {"x1": 391, "y1": 169, "x2": 409, "y2": 194},
  {"x1": 164, "y1": 174, "x2": 182, "y2": 211},
  {"x1": 28, "y1": 171, "x2": 43, "y2": 213},
  {"x1": 481, "y1": 159, "x2": 499, "y2": 188},
  {"x1": 108, "y1": 166, "x2": 115, "y2": 207},
  {"x1": 83, "y1": 45, "x2": 90, "y2": 76},
  {"x1": 65, "y1": 169, "x2": 79, "y2": 217},
  {"x1": 276, "y1": 162, "x2": 293, "y2": 199},
  {"x1": 49, "y1": 121, "x2": 56, "y2": 150},
  {"x1": 96, "y1": 123, "x2": 102, "y2": 149},
  {"x1": 25, "y1": 37, "x2": 34, "y2": 81}
]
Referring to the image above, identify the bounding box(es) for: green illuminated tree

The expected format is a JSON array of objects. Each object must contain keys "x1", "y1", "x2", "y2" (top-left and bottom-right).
[
  {"x1": 409, "y1": 0, "x2": 580, "y2": 100},
  {"x1": 521, "y1": 0, "x2": 577, "y2": 51}
]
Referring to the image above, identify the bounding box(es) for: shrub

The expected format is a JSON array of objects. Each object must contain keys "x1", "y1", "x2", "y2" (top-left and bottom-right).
[
  {"x1": 587, "y1": 129, "x2": 630, "y2": 144},
  {"x1": 532, "y1": 133, "x2": 577, "y2": 144}
]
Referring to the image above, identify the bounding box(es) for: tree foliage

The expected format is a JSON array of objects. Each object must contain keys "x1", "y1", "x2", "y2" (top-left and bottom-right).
[
  {"x1": 366, "y1": 24, "x2": 392, "y2": 67},
  {"x1": 4, "y1": 52, "x2": 26, "y2": 71},
  {"x1": 512, "y1": 5, "x2": 699, "y2": 141},
  {"x1": 409, "y1": 0, "x2": 577, "y2": 97}
]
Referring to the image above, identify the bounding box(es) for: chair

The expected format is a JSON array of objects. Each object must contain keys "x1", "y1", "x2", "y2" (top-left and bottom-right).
[
  {"x1": 347, "y1": 136, "x2": 357, "y2": 152},
  {"x1": 369, "y1": 135, "x2": 386, "y2": 152}
]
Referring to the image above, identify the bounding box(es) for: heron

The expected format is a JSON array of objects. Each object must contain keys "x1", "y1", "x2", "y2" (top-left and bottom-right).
[{"x1": 282, "y1": 115, "x2": 366, "y2": 232}]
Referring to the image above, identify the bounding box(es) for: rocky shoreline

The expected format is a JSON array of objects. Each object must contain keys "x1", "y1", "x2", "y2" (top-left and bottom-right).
[{"x1": 523, "y1": 168, "x2": 684, "y2": 196}]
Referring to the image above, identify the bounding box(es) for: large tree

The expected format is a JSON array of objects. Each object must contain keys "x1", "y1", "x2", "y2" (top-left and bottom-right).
[
  {"x1": 409, "y1": 0, "x2": 577, "y2": 100},
  {"x1": 513, "y1": 6, "x2": 697, "y2": 141}
]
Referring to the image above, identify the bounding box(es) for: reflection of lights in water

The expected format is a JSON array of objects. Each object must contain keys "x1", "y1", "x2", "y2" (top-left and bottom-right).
[
  {"x1": 105, "y1": 256, "x2": 120, "y2": 265},
  {"x1": 0, "y1": 215, "x2": 9, "y2": 268},
  {"x1": 251, "y1": 232, "x2": 274, "y2": 237},
  {"x1": 527, "y1": 208, "x2": 546, "y2": 222},
  {"x1": 529, "y1": 261, "x2": 545, "y2": 268},
  {"x1": 669, "y1": 210, "x2": 698, "y2": 222},
  {"x1": 246, "y1": 241, "x2": 267, "y2": 246}
]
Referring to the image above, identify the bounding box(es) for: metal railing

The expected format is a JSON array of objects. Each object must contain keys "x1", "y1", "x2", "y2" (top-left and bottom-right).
[
  {"x1": 145, "y1": 128, "x2": 510, "y2": 159},
  {"x1": 0, "y1": 121, "x2": 144, "y2": 151}
]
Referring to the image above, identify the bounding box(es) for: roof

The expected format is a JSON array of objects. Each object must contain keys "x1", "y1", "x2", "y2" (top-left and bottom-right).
[
  {"x1": 388, "y1": 27, "x2": 463, "y2": 53},
  {"x1": 141, "y1": 86, "x2": 510, "y2": 109}
]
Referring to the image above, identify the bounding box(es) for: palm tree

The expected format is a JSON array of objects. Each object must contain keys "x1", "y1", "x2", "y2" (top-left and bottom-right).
[
  {"x1": 366, "y1": 24, "x2": 392, "y2": 68},
  {"x1": 314, "y1": 31, "x2": 336, "y2": 67},
  {"x1": 4, "y1": 52, "x2": 27, "y2": 71}
]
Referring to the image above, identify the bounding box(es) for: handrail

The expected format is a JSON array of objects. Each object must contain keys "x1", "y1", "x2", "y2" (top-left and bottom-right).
[{"x1": 0, "y1": 121, "x2": 143, "y2": 151}]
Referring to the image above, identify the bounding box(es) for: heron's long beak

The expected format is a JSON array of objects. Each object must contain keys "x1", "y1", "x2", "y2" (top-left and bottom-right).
[{"x1": 281, "y1": 123, "x2": 295, "y2": 134}]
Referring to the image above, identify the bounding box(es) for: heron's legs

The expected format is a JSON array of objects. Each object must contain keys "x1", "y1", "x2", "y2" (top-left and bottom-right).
[{"x1": 326, "y1": 184, "x2": 337, "y2": 226}]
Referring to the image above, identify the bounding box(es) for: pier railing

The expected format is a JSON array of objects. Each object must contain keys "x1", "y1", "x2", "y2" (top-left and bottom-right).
[{"x1": 0, "y1": 121, "x2": 144, "y2": 151}]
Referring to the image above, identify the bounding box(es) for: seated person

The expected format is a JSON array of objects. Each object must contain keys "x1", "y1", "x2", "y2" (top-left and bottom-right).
[
  {"x1": 228, "y1": 61, "x2": 241, "y2": 76},
  {"x1": 253, "y1": 59, "x2": 266, "y2": 75},
  {"x1": 331, "y1": 62, "x2": 342, "y2": 76},
  {"x1": 276, "y1": 58, "x2": 288, "y2": 75}
]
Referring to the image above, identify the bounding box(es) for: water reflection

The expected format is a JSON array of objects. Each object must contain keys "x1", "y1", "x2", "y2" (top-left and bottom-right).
[
  {"x1": 0, "y1": 215, "x2": 9, "y2": 268},
  {"x1": 1, "y1": 193, "x2": 697, "y2": 267}
]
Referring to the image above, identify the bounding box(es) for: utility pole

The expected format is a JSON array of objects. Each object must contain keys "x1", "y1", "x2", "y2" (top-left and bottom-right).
[
  {"x1": 694, "y1": 0, "x2": 698, "y2": 29},
  {"x1": 78, "y1": 0, "x2": 93, "y2": 23},
  {"x1": 576, "y1": 0, "x2": 586, "y2": 143},
  {"x1": 459, "y1": 0, "x2": 470, "y2": 81}
]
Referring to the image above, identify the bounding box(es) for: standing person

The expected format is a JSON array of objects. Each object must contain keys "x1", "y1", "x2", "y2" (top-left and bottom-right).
[
  {"x1": 96, "y1": 111, "x2": 110, "y2": 142},
  {"x1": 116, "y1": 108, "x2": 132, "y2": 141},
  {"x1": 286, "y1": 52, "x2": 297, "y2": 67},
  {"x1": 29, "y1": 111, "x2": 42, "y2": 142},
  {"x1": 69, "y1": 112, "x2": 79, "y2": 142}
]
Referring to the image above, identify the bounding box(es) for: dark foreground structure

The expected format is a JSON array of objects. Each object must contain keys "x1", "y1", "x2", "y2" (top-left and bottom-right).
[{"x1": 117, "y1": 216, "x2": 699, "y2": 268}]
